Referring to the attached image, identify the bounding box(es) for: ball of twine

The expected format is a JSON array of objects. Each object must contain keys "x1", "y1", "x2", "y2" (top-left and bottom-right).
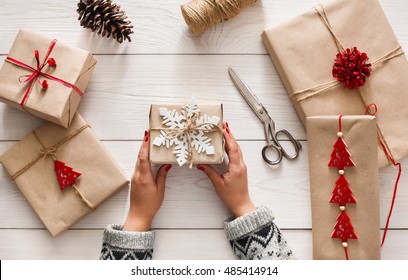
[{"x1": 181, "y1": 0, "x2": 258, "y2": 35}]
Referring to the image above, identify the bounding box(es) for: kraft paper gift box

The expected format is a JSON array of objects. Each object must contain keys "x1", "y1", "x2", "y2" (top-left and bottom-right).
[
  {"x1": 262, "y1": 0, "x2": 408, "y2": 168},
  {"x1": 149, "y1": 98, "x2": 224, "y2": 167},
  {"x1": 307, "y1": 116, "x2": 380, "y2": 259},
  {"x1": 0, "y1": 29, "x2": 97, "y2": 128},
  {"x1": 0, "y1": 113, "x2": 128, "y2": 237}
]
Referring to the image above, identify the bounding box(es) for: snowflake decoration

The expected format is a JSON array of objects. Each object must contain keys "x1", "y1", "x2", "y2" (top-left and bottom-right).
[{"x1": 152, "y1": 97, "x2": 221, "y2": 167}]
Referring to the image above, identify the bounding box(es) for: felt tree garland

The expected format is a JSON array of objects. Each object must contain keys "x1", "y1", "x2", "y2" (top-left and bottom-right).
[{"x1": 328, "y1": 116, "x2": 358, "y2": 260}]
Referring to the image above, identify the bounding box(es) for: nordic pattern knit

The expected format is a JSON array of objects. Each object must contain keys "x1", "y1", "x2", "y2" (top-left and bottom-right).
[{"x1": 100, "y1": 205, "x2": 295, "y2": 260}]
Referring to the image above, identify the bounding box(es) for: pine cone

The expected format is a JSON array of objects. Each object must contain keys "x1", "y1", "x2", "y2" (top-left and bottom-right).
[{"x1": 77, "y1": 0, "x2": 134, "y2": 43}]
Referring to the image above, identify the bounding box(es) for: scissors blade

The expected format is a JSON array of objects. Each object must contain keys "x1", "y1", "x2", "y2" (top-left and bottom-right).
[{"x1": 228, "y1": 67, "x2": 265, "y2": 122}]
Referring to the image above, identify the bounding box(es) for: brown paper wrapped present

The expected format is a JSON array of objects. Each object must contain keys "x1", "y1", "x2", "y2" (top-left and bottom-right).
[
  {"x1": 262, "y1": 0, "x2": 408, "y2": 168},
  {"x1": 149, "y1": 97, "x2": 224, "y2": 167},
  {"x1": 0, "y1": 29, "x2": 97, "y2": 128},
  {"x1": 0, "y1": 113, "x2": 128, "y2": 237},
  {"x1": 307, "y1": 115, "x2": 380, "y2": 259}
]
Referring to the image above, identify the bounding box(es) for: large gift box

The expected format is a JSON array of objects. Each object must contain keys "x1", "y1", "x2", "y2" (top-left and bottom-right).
[
  {"x1": 0, "y1": 113, "x2": 128, "y2": 237},
  {"x1": 262, "y1": 0, "x2": 408, "y2": 168},
  {"x1": 307, "y1": 115, "x2": 380, "y2": 259},
  {"x1": 149, "y1": 97, "x2": 224, "y2": 167},
  {"x1": 0, "y1": 29, "x2": 97, "y2": 128}
]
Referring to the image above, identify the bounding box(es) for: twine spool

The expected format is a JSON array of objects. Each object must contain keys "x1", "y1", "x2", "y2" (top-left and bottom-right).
[{"x1": 181, "y1": 0, "x2": 257, "y2": 35}]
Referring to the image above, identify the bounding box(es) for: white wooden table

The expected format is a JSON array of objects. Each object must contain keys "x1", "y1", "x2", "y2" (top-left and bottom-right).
[{"x1": 0, "y1": 0, "x2": 407, "y2": 260}]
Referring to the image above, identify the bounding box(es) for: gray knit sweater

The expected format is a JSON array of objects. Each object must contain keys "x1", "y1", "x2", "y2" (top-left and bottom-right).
[{"x1": 100, "y1": 205, "x2": 295, "y2": 260}]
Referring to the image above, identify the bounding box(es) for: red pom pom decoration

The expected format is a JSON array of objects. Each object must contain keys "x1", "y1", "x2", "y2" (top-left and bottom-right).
[{"x1": 332, "y1": 47, "x2": 372, "y2": 90}]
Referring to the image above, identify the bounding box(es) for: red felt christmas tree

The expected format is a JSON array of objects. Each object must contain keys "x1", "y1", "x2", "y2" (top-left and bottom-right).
[
  {"x1": 328, "y1": 116, "x2": 358, "y2": 260},
  {"x1": 329, "y1": 175, "x2": 356, "y2": 206},
  {"x1": 328, "y1": 137, "x2": 356, "y2": 170},
  {"x1": 331, "y1": 211, "x2": 358, "y2": 242},
  {"x1": 54, "y1": 160, "x2": 81, "y2": 190}
]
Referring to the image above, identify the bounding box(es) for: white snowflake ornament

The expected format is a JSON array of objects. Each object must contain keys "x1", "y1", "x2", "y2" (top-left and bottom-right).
[{"x1": 152, "y1": 97, "x2": 221, "y2": 167}]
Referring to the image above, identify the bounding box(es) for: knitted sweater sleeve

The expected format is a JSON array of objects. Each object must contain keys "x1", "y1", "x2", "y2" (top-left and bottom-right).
[
  {"x1": 224, "y1": 205, "x2": 295, "y2": 260},
  {"x1": 100, "y1": 224, "x2": 154, "y2": 260}
]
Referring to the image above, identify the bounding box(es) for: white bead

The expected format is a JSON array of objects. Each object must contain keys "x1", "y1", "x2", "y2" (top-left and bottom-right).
[
  {"x1": 340, "y1": 206, "x2": 346, "y2": 211},
  {"x1": 342, "y1": 242, "x2": 348, "y2": 248},
  {"x1": 337, "y1": 132, "x2": 343, "y2": 137},
  {"x1": 339, "y1": 170, "x2": 345, "y2": 175}
]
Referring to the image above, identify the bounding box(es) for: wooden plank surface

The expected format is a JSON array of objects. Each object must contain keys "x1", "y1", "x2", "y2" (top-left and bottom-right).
[
  {"x1": 0, "y1": 0, "x2": 407, "y2": 260},
  {"x1": 0, "y1": 229, "x2": 405, "y2": 260},
  {"x1": 0, "y1": 0, "x2": 406, "y2": 55},
  {"x1": 0, "y1": 54, "x2": 303, "y2": 141}
]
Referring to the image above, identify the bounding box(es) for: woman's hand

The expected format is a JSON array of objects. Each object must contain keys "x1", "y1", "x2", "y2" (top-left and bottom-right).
[
  {"x1": 198, "y1": 122, "x2": 255, "y2": 217},
  {"x1": 123, "y1": 130, "x2": 172, "y2": 232}
]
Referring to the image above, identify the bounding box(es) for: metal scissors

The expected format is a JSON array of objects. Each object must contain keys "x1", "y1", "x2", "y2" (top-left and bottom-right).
[{"x1": 228, "y1": 67, "x2": 302, "y2": 165}]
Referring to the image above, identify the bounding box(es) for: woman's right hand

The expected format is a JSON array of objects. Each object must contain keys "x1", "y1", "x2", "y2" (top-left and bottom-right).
[{"x1": 198, "y1": 122, "x2": 255, "y2": 218}]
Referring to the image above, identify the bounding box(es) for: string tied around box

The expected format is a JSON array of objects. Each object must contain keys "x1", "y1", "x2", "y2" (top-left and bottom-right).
[
  {"x1": 365, "y1": 103, "x2": 402, "y2": 247},
  {"x1": 150, "y1": 97, "x2": 224, "y2": 168},
  {"x1": 289, "y1": 5, "x2": 404, "y2": 199},
  {"x1": 289, "y1": 4, "x2": 404, "y2": 104},
  {"x1": 181, "y1": 0, "x2": 258, "y2": 35},
  {"x1": 10, "y1": 124, "x2": 95, "y2": 209},
  {"x1": 5, "y1": 39, "x2": 83, "y2": 110}
]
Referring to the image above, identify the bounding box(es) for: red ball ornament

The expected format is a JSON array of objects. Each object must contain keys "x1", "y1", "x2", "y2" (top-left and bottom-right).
[{"x1": 332, "y1": 47, "x2": 372, "y2": 90}]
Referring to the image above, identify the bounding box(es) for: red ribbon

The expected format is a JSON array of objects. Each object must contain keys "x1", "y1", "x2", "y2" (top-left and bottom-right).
[{"x1": 5, "y1": 40, "x2": 83, "y2": 110}]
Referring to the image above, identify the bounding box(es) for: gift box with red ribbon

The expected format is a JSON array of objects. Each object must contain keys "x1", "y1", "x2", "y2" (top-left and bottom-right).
[{"x1": 0, "y1": 29, "x2": 97, "y2": 128}]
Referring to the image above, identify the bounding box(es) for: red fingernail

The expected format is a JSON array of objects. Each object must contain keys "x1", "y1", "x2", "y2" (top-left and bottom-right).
[
  {"x1": 226, "y1": 127, "x2": 230, "y2": 134},
  {"x1": 144, "y1": 130, "x2": 148, "y2": 137},
  {"x1": 144, "y1": 135, "x2": 149, "y2": 142},
  {"x1": 197, "y1": 165, "x2": 205, "y2": 171},
  {"x1": 165, "y1": 165, "x2": 172, "y2": 172},
  {"x1": 226, "y1": 122, "x2": 229, "y2": 128}
]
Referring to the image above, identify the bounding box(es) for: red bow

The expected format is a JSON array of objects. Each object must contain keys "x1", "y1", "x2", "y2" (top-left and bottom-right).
[{"x1": 5, "y1": 40, "x2": 83, "y2": 109}]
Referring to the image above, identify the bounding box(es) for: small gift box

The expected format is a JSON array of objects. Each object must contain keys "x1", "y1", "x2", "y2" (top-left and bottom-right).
[
  {"x1": 262, "y1": 0, "x2": 408, "y2": 168},
  {"x1": 149, "y1": 97, "x2": 224, "y2": 167},
  {"x1": 0, "y1": 113, "x2": 128, "y2": 237},
  {"x1": 307, "y1": 115, "x2": 381, "y2": 259},
  {"x1": 0, "y1": 29, "x2": 97, "y2": 128}
]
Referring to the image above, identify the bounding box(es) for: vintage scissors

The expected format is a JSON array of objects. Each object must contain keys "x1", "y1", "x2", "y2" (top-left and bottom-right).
[{"x1": 228, "y1": 67, "x2": 302, "y2": 165}]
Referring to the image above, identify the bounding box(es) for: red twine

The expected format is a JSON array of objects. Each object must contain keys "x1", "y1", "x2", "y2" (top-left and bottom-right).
[
  {"x1": 365, "y1": 103, "x2": 402, "y2": 247},
  {"x1": 332, "y1": 47, "x2": 372, "y2": 90},
  {"x1": 378, "y1": 137, "x2": 402, "y2": 247},
  {"x1": 5, "y1": 40, "x2": 83, "y2": 110}
]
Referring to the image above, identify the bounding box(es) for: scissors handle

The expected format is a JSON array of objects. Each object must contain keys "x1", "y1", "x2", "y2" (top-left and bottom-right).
[
  {"x1": 274, "y1": 129, "x2": 302, "y2": 159},
  {"x1": 261, "y1": 143, "x2": 283, "y2": 165}
]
